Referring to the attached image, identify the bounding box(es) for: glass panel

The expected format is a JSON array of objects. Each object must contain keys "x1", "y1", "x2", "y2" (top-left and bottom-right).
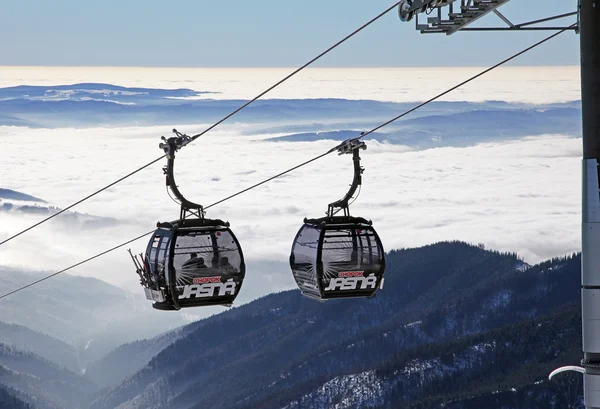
[
  {"x1": 210, "y1": 230, "x2": 242, "y2": 273},
  {"x1": 291, "y1": 225, "x2": 320, "y2": 291},
  {"x1": 173, "y1": 229, "x2": 242, "y2": 288},
  {"x1": 156, "y1": 235, "x2": 170, "y2": 279},
  {"x1": 358, "y1": 229, "x2": 381, "y2": 267},
  {"x1": 147, "y1": 234, "x2": 161, "y2": 275},
  {"x1": 144, "y1": 232, "x2": 165, "y2": 291},
  {"x1": 321, "y1": 227, "x2": 382, "y2": 280}
]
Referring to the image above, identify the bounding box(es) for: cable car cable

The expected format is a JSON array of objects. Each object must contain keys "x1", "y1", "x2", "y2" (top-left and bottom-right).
[
  {"x1": 0, "y1": 0, "x2": 405, "y2": 249},
  {"x1": 0, "y1": 26, "x2": 572, "y2": 301}
]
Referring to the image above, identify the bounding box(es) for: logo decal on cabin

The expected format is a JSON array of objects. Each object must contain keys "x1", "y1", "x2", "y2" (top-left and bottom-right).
[
  {"x1": 193, "y1": 276, "x2": 222, "y2": 284},
  {"x1": 178, "y1": 279, "x2": 236, "y2": 299},
  {"x1": 324, "y1": 273, "x2": 377, "y2": 292},
  {"x1": 338, "y1": 271, "x2": 364, "y2": 278}
]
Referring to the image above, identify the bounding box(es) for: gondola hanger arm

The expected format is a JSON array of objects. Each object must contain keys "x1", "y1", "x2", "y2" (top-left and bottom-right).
[
  {"x1": 327, "y1": 136, "x2": 367, "y2": 218},
  {"x1": 159, "y1": 129, "x2": 205, "y2": 221}
]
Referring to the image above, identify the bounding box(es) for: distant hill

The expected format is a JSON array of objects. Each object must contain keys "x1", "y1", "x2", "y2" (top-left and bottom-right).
[
  {"x1": 0, "y1": 83, "x2": 216, "y2": 103},
  {"x1": 264, "y1": 107, "x2": 581, "y2": 149},
  {"x1": 0, "y1": 188, "x2": 45, "y2": 202},
  {"x1": 0, "y1": 268, "x2": 193, "y2": 370},
  {"x1": 266, "y1": 130, "x2": 385, "y2": 142},
  {"x1": 0, "y1": 82, "x2": 582, "y2": 149},
  {"x1": 0, "y1": 343, "x2": 95, "y2": 409},
  {"x1": 0, "y1": 187, "x2": 124, "y2": 229},
  {"x1": 84, "y1": 323, "x2": 200, "y2": 389},
  {"x1": 88, "y1": 241, "x2": 582, "y2": 409},
  {"x1": 0, "y1": 321, "x2": 80, "y2": 374},
  {"x1": 0, "y1": 385, "x2": 31, "y2": 409}
]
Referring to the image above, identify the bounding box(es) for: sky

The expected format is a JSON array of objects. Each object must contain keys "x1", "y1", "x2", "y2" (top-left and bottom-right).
[{"x1": 0, "y1": 0, "x2": 580, "y2": 67}]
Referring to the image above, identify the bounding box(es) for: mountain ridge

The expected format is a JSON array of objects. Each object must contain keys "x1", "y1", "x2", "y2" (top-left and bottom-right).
[{"x1": 88, "y1": 241, "x2": 581, "y2": 409}]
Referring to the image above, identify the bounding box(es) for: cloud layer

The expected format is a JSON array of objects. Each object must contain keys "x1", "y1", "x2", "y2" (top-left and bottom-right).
[
  {"x1": 0, "y1": 125, "x2": 581, "y2": 293},
  {"x1": 0, "y1": 66, "x2": 584, "y2": 307}
]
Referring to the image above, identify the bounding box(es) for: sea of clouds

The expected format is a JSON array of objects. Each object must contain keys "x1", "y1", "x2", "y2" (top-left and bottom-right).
[{"x1": 0, "y1": 66, "x2": 583, "y2": 311}]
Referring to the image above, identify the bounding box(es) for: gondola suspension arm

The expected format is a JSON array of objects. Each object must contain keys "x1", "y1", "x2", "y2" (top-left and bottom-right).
[
  {"x1": 327, "y1": 137, "x2": 367, "y2": 218},
  {"x1": 159, "y1": 129, "x2": 205, "y2": 221}
]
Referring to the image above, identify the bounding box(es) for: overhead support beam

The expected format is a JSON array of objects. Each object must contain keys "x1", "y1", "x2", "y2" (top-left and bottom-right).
[
  {"x1": 493, "y1": 9, "x2": 514, "y2": 27},
  {"x1": 416, "y1": 9, "x2": 578, "y2": 34},
  {"x1": 516, "y1": 11, "x2": 578, "y2": 27},
  {"x1": 444, "y1": 0, "x2": 512, "y2": 35},
  {"x1": 398, "y1": 0, "x2": 579, "y2": 35},
  {"x1": 455, "y1": 26, "x2": 579, "y2": 31}
]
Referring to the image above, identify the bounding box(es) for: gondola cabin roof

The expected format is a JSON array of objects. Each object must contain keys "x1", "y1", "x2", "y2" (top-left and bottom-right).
[{"x1": 157, "y1": 218, "x2": 230, "y2": 230}]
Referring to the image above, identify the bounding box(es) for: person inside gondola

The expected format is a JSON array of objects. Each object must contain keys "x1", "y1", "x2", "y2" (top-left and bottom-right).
[
  {"x1": 220, "y1": 256, "x2": 236, "y2": 274},
  {"x1": 182, "y1": 253, "x2": 207, "y2": 270}
]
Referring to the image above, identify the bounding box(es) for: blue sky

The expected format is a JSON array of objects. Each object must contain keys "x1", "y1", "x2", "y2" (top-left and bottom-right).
[{"x1": 0, "y1": 0, "x2": 579, "y2": 67}]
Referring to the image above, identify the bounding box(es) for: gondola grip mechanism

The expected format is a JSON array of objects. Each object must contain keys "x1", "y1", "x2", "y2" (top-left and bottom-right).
[
  {"x1": 330, "y1": 136, "x2": 367, "y2": 155},
  {"x1": 159, "y1": 129, "x2": 192, "y2": 157}
]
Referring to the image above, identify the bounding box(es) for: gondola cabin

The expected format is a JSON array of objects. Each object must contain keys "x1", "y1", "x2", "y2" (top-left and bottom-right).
[
  {"x1": 141, "y1": 219, "x2": 245, "y2": 310},
  {"x1": 290, "y1": 216, "x2": 385, "y2": 300},
  {"x1": 129, "y1": 129, "x2": 247, "y2": 311},
  {"x1": 288, "y1": 137, "x2": 386, "y2": 301}
]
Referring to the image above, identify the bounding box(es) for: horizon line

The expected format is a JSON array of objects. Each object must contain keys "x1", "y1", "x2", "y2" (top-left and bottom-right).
[{"x1": 0, "y1": 64, "x2": 581, "y2": 69}]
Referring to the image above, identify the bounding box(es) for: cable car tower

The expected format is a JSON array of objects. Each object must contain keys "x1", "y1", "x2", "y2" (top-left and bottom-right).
[{"x1": 398, "y1": 1, "x2": 597, "y2": 407}]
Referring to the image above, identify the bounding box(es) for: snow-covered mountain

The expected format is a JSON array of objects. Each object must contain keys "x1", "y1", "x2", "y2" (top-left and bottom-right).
[
  {"x1": 0, "y1": 241, "x2": 581, "y2": 409},
  {"x1": 279, "y1": 306, "x2": 580, "y2": 409},
  {"x1": 86, "y1": 242, "x2": 581, "y2": 409}
]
